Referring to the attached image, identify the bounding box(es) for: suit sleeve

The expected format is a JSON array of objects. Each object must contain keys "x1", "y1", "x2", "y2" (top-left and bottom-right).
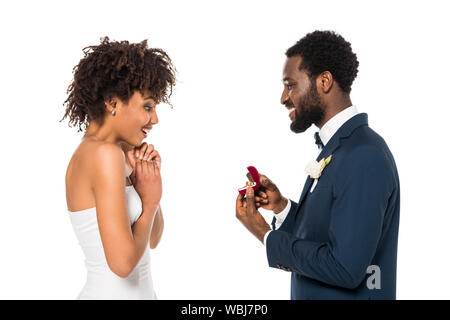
[{"x1": 266, "y1": 146, "x2": 394, "y2": 289}]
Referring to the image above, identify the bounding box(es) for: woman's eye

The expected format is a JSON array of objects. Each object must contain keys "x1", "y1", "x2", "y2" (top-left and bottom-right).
[{"x1": 144, "y1": 105, "x2": 153, "y2": 111}]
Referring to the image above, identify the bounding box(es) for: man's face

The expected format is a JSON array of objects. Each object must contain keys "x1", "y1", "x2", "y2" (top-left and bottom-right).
[{"x1": 280, "y1": 55, "x2": 325, "y2": 133}]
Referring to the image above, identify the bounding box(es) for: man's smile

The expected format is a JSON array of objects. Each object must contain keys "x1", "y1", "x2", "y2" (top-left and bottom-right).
[
  {"x1": 285, "y1": 102, "x2": 296, "y2": 121},
  {"x1": 288, "y1": 107, "x2": 296, "y2": 121}
]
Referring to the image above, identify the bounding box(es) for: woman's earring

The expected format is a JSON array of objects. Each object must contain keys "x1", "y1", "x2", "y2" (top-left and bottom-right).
[{"x1": 110, "y1": 100, "x2": 117, "y2": 116}]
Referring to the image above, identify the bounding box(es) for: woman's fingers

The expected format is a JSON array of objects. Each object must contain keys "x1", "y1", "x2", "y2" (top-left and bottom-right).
[
  {"x1": 133, "y1": 158, "x2": 142, "y2": 184},
  {"x1": 147, "y1": 149, "x2": 161, "y2": 168},
  {"x1": 135, "y1": 146, "x2": 143, "y2": 159},
  {"x1": 138, "y1": 147, "x2": 161, "y2": 170},
  {"x1": 153, "y1": 160, "x2": 160, "y2": 176},
  {"x1": 147, "y1": 149, "x2": 160, "y2": 161},
  {"x1": 136, "y1": 154, "x2": 159, "y2": 176},
  {"x1": 143, "y1": 146, "x2": 155, "y2": 161},
  {"x1": 142, "y1": 158, "x2": 151, "y2": 177},
  {"x1": 142, "y1": 148, "x2": 158, "y2": 161},
  {"x1": 135, "y1": 143, "x2": 159, "y2": 165},
  {"x1": 136, "y1": 158, "x2": 143, "y2": 174},
  {"x1": 142, "y1": 144, "x2": 154, "y2": 161},
  {"x1": 135, "y1": 143, "x2": 153, "y2": 160}
]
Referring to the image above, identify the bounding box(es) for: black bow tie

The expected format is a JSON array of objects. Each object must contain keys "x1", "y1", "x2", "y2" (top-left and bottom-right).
[{"x1": 314, "y1": 132, "x2": 324, "y2": 149}]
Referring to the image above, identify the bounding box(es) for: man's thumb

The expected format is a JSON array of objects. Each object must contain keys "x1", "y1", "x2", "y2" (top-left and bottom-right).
[{"x1": 245, "y1": 187, "x2": 256, "y2": 209}]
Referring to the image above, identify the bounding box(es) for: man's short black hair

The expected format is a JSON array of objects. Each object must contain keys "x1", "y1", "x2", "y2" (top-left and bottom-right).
[{"x1": 286, "y1": 30, "x2": 359, "y2": 94}]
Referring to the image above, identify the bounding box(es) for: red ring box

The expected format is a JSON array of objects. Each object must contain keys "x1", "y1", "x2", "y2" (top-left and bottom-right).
[{"x1": 238, "y1": 166, "x2": 260, "y2": 195}]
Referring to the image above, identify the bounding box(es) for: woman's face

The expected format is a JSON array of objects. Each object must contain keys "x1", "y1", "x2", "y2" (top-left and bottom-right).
[{"x1": 115, "y1": 90, "x2": 159, "y2": 146}]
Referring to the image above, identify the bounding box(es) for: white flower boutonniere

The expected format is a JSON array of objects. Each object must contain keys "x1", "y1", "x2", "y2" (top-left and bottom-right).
[{"x1": 304, "y1": 155, "x2": 332, "y2": 193}]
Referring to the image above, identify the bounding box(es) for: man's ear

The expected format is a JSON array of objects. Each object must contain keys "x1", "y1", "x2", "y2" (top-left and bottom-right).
[{"x1": 317, "y1": 71, "x2": 334, "y2": 94}]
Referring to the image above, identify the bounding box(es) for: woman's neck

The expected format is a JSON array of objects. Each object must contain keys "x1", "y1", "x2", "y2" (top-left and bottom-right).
[{"x1": 84, "y1": 121, "x2": 118, "y2": 144}]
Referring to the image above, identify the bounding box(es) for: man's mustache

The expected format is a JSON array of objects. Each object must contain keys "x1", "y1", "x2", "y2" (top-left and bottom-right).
[{"x1": 284, "y1": 101, "x2": 295, "y2": 109}]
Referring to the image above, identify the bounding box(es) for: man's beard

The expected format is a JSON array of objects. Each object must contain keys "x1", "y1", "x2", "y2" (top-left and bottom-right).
[{"x1": 290, "y1": 81, "x2": 325, "y2": 133}]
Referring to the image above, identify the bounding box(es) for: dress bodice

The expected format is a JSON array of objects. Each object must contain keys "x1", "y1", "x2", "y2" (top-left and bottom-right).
[{"x1": 68, "y1": 185, "x2": 156, "y2": 299}]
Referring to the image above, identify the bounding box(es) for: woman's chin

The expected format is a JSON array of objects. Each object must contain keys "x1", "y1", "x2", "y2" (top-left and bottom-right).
[{"x1": 120, "y1": 139, "x2": 141, "y2": 148}]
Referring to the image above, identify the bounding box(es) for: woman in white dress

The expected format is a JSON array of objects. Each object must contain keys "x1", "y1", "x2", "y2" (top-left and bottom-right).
[{"x1": 61, "y1": 37, "x2": 176, "y2": 299}]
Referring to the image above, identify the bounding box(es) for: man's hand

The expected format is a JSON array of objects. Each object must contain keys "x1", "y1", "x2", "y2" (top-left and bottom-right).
[
  {"x1": 247, "y1": 173, "x2": 288, "y2": 214},
  {"x1": 236, "y1": 186, "x2": 271, "y2": 244}
]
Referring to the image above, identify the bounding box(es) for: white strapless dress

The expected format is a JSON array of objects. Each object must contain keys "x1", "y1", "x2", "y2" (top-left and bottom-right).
[{"x1": 68, "y1": 185, "x2": 157, "y2": 300}]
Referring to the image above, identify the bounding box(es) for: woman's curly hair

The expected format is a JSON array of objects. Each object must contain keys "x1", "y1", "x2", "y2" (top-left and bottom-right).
[
  {"x1": 286, "y1": 30, "x2": 359, "y2": 94},
  {"x1": 61, "y1": 37, "x2": 176, "y2": 132}
]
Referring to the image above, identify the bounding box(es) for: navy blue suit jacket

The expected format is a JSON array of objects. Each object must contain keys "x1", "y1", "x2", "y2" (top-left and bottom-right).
[{"x1": 266, "y1": 113, "x2": 400, "y2": 300}]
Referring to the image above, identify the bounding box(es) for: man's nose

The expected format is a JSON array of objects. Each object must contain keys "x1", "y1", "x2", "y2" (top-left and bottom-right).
[{"x1": 280, "y1": 88, "x2": 289, "y2": 105}]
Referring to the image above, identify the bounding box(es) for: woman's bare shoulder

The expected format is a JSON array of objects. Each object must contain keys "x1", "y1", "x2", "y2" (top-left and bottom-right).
[
  {"x1": 75, "y1": 139, "x2": 124, "y2": 164},
  {"x1": 66, "y1": 140, "x2": 126, "y2": 211},
  {"x1": 84, "y1": 140, "x2": 125, "y2": 176},
  {"x1": 70, "y1": 140, "x2": 125, "y2": 185}
]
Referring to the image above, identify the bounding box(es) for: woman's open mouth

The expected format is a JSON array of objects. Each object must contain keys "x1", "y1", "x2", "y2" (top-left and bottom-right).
[{"x1": 141, "y1": 128, "x2": 150, "y2": 138}]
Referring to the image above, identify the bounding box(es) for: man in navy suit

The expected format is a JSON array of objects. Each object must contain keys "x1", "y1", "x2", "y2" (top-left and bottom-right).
[{"x1": 236, "y1": 31, "x2": 400, "y2": 300}]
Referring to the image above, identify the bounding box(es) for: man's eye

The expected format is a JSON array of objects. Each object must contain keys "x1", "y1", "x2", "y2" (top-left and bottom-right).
[
  {"x1": 287, "y1": 84, "x2": 294, "y2": 90},
  {"x1": 144, "y1": 105, "x2": 153, "y2": 111}
]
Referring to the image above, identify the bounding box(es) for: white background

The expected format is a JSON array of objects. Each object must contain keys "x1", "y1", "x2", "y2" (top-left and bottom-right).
[{"x1": 0, "y1": 0, "x2": 449, "y2": 299}]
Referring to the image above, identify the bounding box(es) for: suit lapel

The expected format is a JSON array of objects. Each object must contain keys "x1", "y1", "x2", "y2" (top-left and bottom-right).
[
  {"x1": 294, "y1": 113, "x2": 369, "y2": 214},
  {"x1": 296, "y1": 139, "x2": 341, "y2": 209},
  {"x1": 297, "y1": 176, "x2": 314, "y2": 208}
]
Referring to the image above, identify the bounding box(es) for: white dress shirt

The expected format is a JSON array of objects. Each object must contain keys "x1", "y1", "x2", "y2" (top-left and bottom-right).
[{"x1": 263, "y1": 105, "x2": 359, "y2": 245}]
